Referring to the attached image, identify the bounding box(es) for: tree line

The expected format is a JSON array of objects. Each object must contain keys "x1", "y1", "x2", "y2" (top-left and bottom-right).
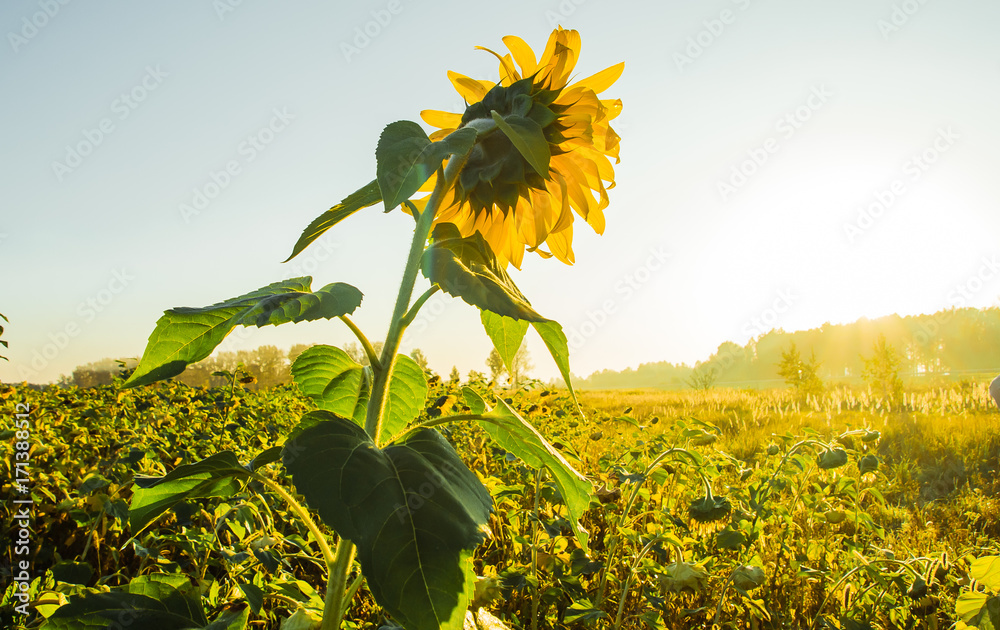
[{"x1": 573, "y1": 306, "x2": 1000, "y2": 390}]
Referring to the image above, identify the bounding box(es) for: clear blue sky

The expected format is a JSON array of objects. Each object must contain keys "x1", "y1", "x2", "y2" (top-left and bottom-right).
[{"x1": 2, "y1": 0, "x2": 999, "y2": 384}]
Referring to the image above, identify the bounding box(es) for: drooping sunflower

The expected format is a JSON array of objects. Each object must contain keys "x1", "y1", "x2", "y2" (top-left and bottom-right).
[{"x1": 417, "y1": 28, "x2": 623, "y2": 268}]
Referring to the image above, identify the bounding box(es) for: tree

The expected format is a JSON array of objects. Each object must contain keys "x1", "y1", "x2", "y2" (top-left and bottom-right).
[
  {"x1": 449, "y1": 366, "x2": 461, "y2": 383},
  {"x1": 486, "y1": 348, "x2": 505, "y2": 383},
  {"x1": 686, "y1": 365, "x2": 718, "y2": 390},
  {"x1": 344, "y1": 341, "x2": 383, "y2": 367},
  {"x1": 410, "y1": 348, "x2": 429, "y2": 372},
  {"x1": 287, "y1": 343, "x2": 311, "y2": 366},
  {"x1": 508, "y1": 346, "x2": 533, "y2": 389},
  {"x1": 862, "y1": 334, "x2": 903, "y2": 402},
  {"x1": 777, "y1": 342, "x2": 824, "y2": 397}
]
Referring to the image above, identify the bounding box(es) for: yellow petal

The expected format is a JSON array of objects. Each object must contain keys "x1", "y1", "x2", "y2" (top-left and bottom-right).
[
  {"x1": 475, "y1": 46, "x2": 520, "y2": 85},
  {"x1": 448, "y1": 70, "x2": 493, "y2": 104},
  {"x1": 547, "y1": 225, "x2": 575, "y2": 265},
  {"x1": 502, "y1": 35, "x2": 538, "y2": 77},
  {"x1": 568, "y1": 61, "x2": 624, "y2": 94},
  {"x1": 421, "y1": 109, "x2": 463, "y2": 129}
]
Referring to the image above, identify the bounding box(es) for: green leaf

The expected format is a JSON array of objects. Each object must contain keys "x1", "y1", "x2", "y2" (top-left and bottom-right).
[
  {"x1": 381, "y1": 354, "x2": 428, "y2": 445},
  {"x1": 462, "y1": 388, "x2": 592, "y2": 550},
  {"x1": 205, "y1": 609, "x2": 250, "y2": 630},
  {"x1": 481, "y1": 311, "x2": 528, "y2": 373},
  {"x1": 42, "y1": 574, "x2": 230, "y2": 630},
  {"x1": 129, "y1": 451, "x2": 250, "y2": 534},
  {"x1": 376, "y1": 121, "x2": 477, "y2": 211},
  {"x1": 282, "y1": 416, "x2": 492, "y2": 630},
  {"x1": 972, "y1": 556, "x2": 1000, "y2": 591},
  {"x1": 291, "y1": 345, "x2": 368, "y2": 425},
  {"x1": 284, "y1": 179, "x2": 381, "y2": 263},
  {"x1": 463, "y1": 388, "x2": 487, "y2": 415},
  {"x1": 49, "y1": 561, "x2": 94, "y2": 585},
  {"x1": 237, "y1": 582, "x2": 264, "y2": 615},
  {"x1": 532, "y1": 320, "x2": 582, "y2": 416},
  {"x1": 125, "y1": 278, "x2": 363, "y2": 388},
  {"x1": 248, "y1": 446, "x2": 283, "y2": 472},
  {"x1": 957, "y1": 592, "x2": 1000, "y2": 629},
  {"x1": 490, "y1": 112, "x2": 550, "y2": 177},
  {"x1": 422, "y1": 223, "x2": 546, "y2": 322},
  {"x1": 716, "y1": 528, "x2": 746, "y2": 550}
]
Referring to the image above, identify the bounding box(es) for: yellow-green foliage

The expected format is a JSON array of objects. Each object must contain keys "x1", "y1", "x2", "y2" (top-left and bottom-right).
[{"x1": 2, "y1": 379, "x2": 999, "y2": 629}]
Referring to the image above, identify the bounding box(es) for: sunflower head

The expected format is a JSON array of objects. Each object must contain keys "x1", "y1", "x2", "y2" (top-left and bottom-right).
[{"x1": 420, "y1": 28, "x2": 623, "y2": 268}]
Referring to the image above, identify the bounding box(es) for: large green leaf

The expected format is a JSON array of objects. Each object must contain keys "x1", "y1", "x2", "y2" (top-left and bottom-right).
[
  {"x1": 129, "y1": 451, "x2": 250, "y2": 534},
  {"x1": 43, "y1": 574, "x2": 247, "y2": 630},
  {"x1": 490, "y1": 111, "x2": 550, "y2": 177},
  {"x1": 284, "y1": 179, "x2": 382, "y2": 262},
  {"x1": 124, "y1": 278, "x2": 363, "y2": 388},
  {"x1": 481, "y1": 311, "x2": 528, "y2": 373},
  {"x1": 381, "y1": 354, "x2": 428, "y2": 445},
  {"x1": 971, "y1": 556, "x2": 1000, "y2": 591},
  {"x1": 291, "y1": 345, "x2": 369, "y2": 425},
  {"x1": 421, "y1": 223, "x2": 546, "y2": 322},
  {"x1": 462, "y1": 388, "x2": 592, "y2": 550},
  {"x1": 531, "y1": 320, "x2": 582, "y2": 415},
  {"x1": 376, "y1": 122, "x2": 477, "y2": 211},
  {"x1": 956, "y1": 592, "x2": 1000, "y2": 629},
  {"x1": 282, "y1": 415, "x2": 492, "y2": 630}
]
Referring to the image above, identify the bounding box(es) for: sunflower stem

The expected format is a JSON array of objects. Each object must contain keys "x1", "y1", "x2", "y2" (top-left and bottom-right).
[
  {"x1": 364, "y1": 154, "x2": 469, "y2": 445},
  {"x1": 321, "y1": 539, "x2": 356, "y2": 630},
  {"x1": 338, "y1": 315, "x2": 381, "y2": 372}
]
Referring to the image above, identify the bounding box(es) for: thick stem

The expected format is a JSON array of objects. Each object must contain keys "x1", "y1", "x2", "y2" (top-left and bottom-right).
[
  {"x1": 253, "y1": 474, "x2": 355, "y2": 630},
  {"x1": 364, "y1": 155, "x2": 468, "y2": 443},
  {"x1": 321, "y1": 540, "x2": 357, "y2": 630}
]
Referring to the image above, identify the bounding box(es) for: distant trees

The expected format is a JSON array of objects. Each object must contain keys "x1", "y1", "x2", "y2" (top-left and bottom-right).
[
  {"x1": 486, "y1": 349, "x2": 505, "y2": 383},
  {"x1": 344, "y1": 341, "x2": 383, "y2": 367},
  {"x1": 485, "y1": 346, "x2": 533, "y2": 388},
  {"x1": 571, "y1": 306, "x2": 1000, "y2": 390},
  {"x1": 0, "y1": 312, "x2": 8, "y2": 362},
  {"x1": 449, "y1": 366, "x2": 461, "y2": 383},
  {"x1": 777, "y1": 342, "x2": 824, "y2": 397},
  {"x1": 409, "y1": 348, "x2": 429, "y2": 372},
  {"x1": 61, "y1": 342, "x2": 437, "y2": 389},
  {"x1": 686, "y1": 366, "x2": 717, "y2": 390},
  {"x1": 862, "y1": 334, "x2": 904, "y2": 402}
]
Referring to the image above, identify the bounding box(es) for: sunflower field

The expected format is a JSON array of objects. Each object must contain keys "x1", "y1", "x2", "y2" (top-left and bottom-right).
[{"x1": 2, "y1": 376, "x2": 1000, "y2": 629}]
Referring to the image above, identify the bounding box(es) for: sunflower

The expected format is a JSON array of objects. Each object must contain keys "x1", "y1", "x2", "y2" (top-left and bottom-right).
[{"x1": 417, "y1": 28, "x2": 623, "y2": 268}]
